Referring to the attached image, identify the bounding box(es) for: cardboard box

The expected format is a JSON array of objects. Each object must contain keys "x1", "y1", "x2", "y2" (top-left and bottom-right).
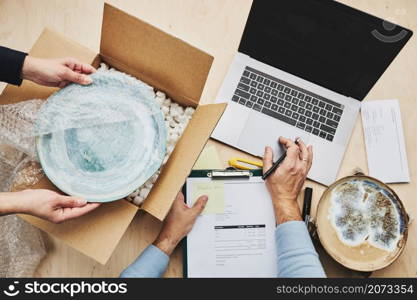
[{"x1": 0, "y1": 4, "x2": 226, "y2": 264}]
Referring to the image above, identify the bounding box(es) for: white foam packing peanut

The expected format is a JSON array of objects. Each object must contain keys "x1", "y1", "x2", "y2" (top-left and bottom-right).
[{"x1": 127, "y1": 90, "x2": 194, "y2": 206}]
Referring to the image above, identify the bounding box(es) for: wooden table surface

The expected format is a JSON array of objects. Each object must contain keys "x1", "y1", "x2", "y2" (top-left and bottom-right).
[{"x1": 0, "y1": 0, "x2": 416, "y2": 277}]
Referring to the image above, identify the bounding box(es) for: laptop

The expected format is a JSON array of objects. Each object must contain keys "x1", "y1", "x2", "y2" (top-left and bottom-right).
[{"x1": 212, "y1": 0, "x2": 412, "y2": 185}]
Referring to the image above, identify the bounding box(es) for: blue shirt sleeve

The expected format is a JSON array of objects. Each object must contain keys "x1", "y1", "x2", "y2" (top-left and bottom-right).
[
  {"x1": 120, "y1": 245, "x2": 169, "y2": 278},
  {"x1": 276, "y1": 221, "x2": 326, "y2": 278}
]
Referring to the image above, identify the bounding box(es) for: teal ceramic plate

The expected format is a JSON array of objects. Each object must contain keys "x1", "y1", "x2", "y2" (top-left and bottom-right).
[{"x1": 36, "y1": 71, "x2": 166, "y2": 202}]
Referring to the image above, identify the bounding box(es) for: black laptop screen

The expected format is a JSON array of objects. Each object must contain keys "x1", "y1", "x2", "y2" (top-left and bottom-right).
[{"x1": 239, "y1": 0, "x2": 412, "y2": 100}]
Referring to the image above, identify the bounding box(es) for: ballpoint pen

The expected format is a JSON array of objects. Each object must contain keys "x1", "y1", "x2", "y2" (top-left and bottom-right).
[{"x1": 262, "y1": 138, "x2": 299, "y2": 180}]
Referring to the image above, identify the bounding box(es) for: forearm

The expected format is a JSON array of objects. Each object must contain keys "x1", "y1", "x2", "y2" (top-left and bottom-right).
[
  {"x1": 274, "y1": 198, "x2": 325, "y2": 277},
  {"x1": 119, "y1": 234, "x2": 177, "y2": 278},
  {"x1": 0, "y1": 192, "x2": 26, "y2": 216},
  {"x1": 120, "y1": 245, "x2": 170, "y2": 278},
  {"x1": 0, "y1": 46, "x2": 27, "y2": 85},
  {"x1": 276, "y1": 221, "x2": 326, "y2": 278},
  {"x1": 273, "y1": 198, "x2": 303, "y2": 225},
  {"x1": 120, "y1": 192, "x2": 205, "y2": 278}
]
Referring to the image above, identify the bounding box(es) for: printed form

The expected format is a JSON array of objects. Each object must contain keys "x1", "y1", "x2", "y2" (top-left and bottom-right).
[
  {"x1": 186, "y1": 176, "x2": 277, "y2": 277},
  {"x1": 361, "y1": 100, "x2": 410, "y2": 183}
]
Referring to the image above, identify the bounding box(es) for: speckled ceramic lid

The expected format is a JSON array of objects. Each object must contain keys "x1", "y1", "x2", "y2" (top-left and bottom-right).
[{"x1": 316, "y1": 174, "x2": 408, "y2": 271}]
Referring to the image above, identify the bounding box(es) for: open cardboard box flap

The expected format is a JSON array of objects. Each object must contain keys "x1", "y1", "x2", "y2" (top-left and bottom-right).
[
  {"x1": 142, "y1": 103, "x2": 227, "y2": 219},
  {"x1": 100, "y1": 4, "x2": 213, "y2": 108},
  {"x1": 2, "y1": 4, "x2": 227, "y2": 264}
]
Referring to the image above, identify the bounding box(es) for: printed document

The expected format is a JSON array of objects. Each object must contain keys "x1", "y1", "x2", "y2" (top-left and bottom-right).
[
  {"x1": 186, "y1": 176, "x2": 277, "y2": 277},
  {"x1": 361, "y1": 100, "x2": 410, "y2": 183}
]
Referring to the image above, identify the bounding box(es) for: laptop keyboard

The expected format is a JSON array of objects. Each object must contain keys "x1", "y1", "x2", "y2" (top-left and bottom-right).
[{"x1": 232, "y1": 67, "x2": 344, "y2": 142}]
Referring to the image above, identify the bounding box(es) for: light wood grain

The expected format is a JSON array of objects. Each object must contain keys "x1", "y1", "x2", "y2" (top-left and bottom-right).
[{"x1": 0, "y1": 0, "x2": 416, "y2": 277}]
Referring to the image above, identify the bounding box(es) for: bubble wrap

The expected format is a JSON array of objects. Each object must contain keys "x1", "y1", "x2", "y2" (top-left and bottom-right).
[
  {"x1": 0, "y1": 215, "x2": 46, "y2": 277},
  {"x1": 0, "y1": 66, "x2": 161, "y2": 158},
  {"x1": 0, "y1": 101, "x2": 43, "y2": 158},
  {"x1": 0, "y1": 152, "x2": 46, "y2": 277},
  {"x1": 35, "y1": 67, "x2": 160, "y2": 136}
]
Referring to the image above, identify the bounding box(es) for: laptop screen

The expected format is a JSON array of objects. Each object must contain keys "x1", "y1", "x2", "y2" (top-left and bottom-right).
[{"x1": 239, "y1": 0, "x2": 412, "y2": 100}]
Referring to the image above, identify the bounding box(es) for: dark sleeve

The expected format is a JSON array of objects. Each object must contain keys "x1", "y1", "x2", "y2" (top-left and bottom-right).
[{"x1": 0, "y1": 46, "x2": 28, "y2": 86}]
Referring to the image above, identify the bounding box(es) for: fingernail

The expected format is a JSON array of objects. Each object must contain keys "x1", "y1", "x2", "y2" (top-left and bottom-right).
[
  {"x1": 83, "y1": 76, "x2": 92, "y2": 84},
  {"x1": 201, "y1": 195, "x2": 208, "y2": 202},
  {"x1": 77, "y1": 198, "x2": 87, "y2": 205}
]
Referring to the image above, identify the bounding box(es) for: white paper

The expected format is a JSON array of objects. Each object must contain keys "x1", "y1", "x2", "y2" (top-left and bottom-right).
[
  {"x1": 361, "y1": 100, "x2": 410, "y2": 183},
  {"x1": 186, "y1": 176, "x2": 277, "y2": 277}
]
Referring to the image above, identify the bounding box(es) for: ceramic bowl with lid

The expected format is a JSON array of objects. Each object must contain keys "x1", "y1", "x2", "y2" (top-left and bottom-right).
[{"x1": 316, "y1": 172, "x2": 409, "y2": 272}]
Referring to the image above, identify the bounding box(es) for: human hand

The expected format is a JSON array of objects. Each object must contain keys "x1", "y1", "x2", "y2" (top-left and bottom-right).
[
  {"x1": 4, "y1": 189, "x2": 101, "y2": 223},
  {"x1": 21, "y1": 56, "x2": 96, "y2": 88},
  {"x1": 263, "y1": 137, "x2": 313, "y2": 224},
  {"x1": 154, "y1": 192, "x2": 208, "y2": 255}
]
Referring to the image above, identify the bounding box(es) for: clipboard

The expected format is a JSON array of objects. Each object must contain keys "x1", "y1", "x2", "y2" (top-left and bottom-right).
[{"x1": 183, "y1": 168, "x2": 277, "y2": 278}]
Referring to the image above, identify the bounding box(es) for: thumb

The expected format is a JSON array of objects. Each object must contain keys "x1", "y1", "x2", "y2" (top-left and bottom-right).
[
  {"x1": 191, "y1": 195, "x2": 208, "y2": 216},
  {"x1": 63, "y1": 69, "x2": 92, "y2": 85},
  {"x1": 263, "y1": 146, "x2": 274, "y2": 173},
  {"x1": 55, "y1": 196, "x2": 87, "y2": 208}
]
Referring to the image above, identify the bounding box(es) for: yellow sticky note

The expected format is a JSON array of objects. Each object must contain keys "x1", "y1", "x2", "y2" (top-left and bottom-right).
[
  {"x1": 192, "y1": 181, "x2": 224, "y2": 214},
  {"x1": 193, "y1": 146, "x2": 223, "y2": 170}
]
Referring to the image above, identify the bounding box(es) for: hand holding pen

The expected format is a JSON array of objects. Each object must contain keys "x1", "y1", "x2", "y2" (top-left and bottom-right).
[
  {"x1": 262, "y1": 137, "x2": 300, "y2": 180},
  {"x1": 262, "y1": 137, "x2": 313, "y2": 224}
]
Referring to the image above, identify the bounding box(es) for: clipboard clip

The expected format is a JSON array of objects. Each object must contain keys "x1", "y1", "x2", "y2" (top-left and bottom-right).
[{"x1": 208, "y1": 168, "x2": 252, "y2": 179}]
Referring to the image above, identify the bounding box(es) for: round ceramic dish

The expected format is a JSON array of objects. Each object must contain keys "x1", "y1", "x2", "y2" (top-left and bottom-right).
[
  {"x1": 36, "y1": 71, "x2": 166, "y2": 202},
  {"x1": 316, "y1": 173, "x2": 408, "y2": 272}
]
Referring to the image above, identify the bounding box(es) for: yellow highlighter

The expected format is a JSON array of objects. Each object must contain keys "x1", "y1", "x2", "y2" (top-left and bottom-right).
[{"x1": 228, "y1": 157, "x2": 263, "y2": 170}]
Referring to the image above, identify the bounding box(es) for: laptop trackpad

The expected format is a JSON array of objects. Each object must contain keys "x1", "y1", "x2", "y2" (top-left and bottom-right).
[{"x1": 238, "y1": 112, "x2": 311, "y2": 158}]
